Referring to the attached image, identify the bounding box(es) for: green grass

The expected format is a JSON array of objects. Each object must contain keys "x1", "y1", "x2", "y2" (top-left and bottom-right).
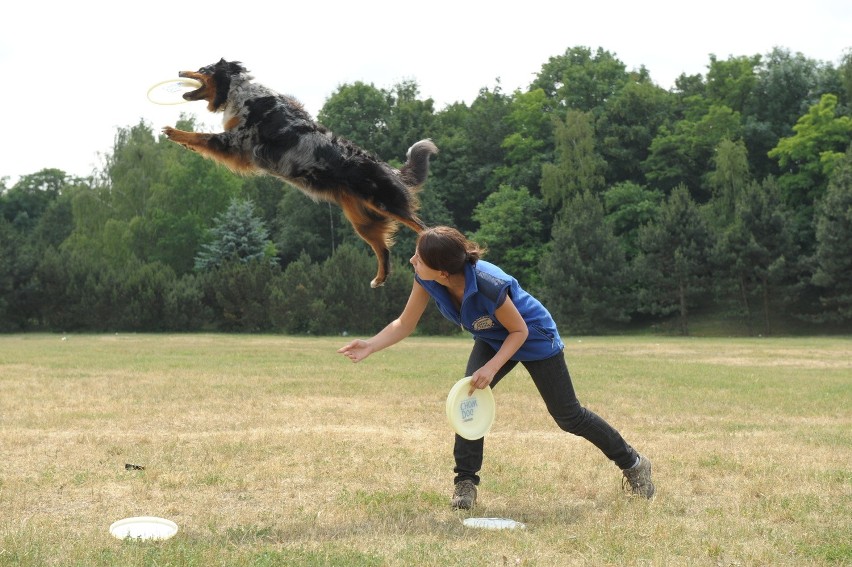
[{"x1": 0, "y1": 334, "x2": 850, "y2": 566}]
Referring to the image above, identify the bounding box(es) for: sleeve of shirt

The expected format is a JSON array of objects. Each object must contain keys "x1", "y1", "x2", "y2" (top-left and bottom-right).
[
  {"x1": 475, "y1": 269, "x2": 511, "y2": 314},
  {"x1": 495, "y1": 285, "x2": 510, "y2": 310}
]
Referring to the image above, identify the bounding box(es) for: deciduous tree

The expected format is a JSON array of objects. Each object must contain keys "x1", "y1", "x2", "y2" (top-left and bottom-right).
[
  {"x1": 602, "y1": 181, "x2": 663, "y2": 259},
  {"x1": 429, "y1": 88, "x2": 512, "y2": 231},
  {"x1": 531, "y1": 46, "x2": 629, "y2": 113},
  {"x1": 317, "y1": 82, "x2": 390, "y2": 152},
  {"x1": 597, "y1": 80, "x2": 673, "y2": 185},
  {"x1": 743, "y1": 47, "x2": 828, "y2": 180},
  {"x1": 768, "y1": 93, "x2": 852, "y2": 249},
  {"x1": 471, "y1": 185, "x2": 547, "y2": 288},
  {"x1": 811, "y1": 148, "x2": 852, "y2": 322},
  {"x1": 643, "y1": 105, "x2": 742, "y2": 200},
  {"x1": 496, "y1": 89, "x2": 553, "y2": 194}
]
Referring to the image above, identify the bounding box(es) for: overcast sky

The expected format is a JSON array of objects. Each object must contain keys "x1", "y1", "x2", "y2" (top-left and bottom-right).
[{"x1": 1, "y1": 0, "x2": 850, "y2": 186}]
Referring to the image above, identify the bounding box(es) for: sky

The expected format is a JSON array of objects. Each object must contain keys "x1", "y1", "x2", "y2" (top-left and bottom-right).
[{"x1": 1, "y1": 0, "x2": 850, "y2": 186}]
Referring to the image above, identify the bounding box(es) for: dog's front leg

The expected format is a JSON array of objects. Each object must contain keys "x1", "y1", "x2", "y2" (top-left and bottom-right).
[
  {"x1": 161, "y1": 126, "x2": 212, "y2": 151},
  {"x1": 162, "y1": 127, "x2": 255, "y2": 173}
]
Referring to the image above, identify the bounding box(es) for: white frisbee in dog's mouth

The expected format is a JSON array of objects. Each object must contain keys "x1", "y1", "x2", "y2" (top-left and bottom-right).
[{"x1": 147, "y1": 78, "x2": 203, "y2": 105}]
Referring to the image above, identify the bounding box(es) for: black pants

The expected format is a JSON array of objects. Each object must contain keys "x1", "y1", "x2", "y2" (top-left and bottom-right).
[{"x1": 454, "y1": 339, "x2": 639, "y2": 485}]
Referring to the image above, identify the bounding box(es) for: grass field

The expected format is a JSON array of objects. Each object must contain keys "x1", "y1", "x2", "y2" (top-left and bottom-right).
[{"x1": 0, "y1": 333, "x2": 850, "y2": 566}]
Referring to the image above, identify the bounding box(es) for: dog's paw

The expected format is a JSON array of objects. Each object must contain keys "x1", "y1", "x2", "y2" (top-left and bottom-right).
[
  {"x1": 161, "y1": 126, "x2": 192, "y2": 149},
  {"x1": 370, "y1": 277, "x2": 386, "y2": 289}
]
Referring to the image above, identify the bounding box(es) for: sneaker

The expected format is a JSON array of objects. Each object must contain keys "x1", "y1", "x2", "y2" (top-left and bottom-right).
[
  {"x1": 622, "y1": 454, "x2": 655, "y2": 499},
  {"x1": 451, "y1": 479, "x2": 477, "y2": 510}
]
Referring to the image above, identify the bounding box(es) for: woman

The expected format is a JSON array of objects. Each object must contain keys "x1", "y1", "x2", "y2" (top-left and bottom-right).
[{"x1": 338, "y1": 226, "x2": 654, "y2": 508}]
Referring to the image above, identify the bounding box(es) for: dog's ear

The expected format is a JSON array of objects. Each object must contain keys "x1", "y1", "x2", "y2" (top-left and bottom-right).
[
  {"x1": 210, "y1": 60, "x2": 245, "y2": 110},
  {"x1": 214, "y1": 58, "x2": 246, "y2": 76},
  {"x1": 215, "y1": 58, "x2": 231, "y2": 73},
  {"x1": 227, "y1": 60, "x2": 247, "y2": 75}
]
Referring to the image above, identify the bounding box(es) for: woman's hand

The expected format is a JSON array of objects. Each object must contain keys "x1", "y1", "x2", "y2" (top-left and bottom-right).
[
  {"x1": 468, "y1": 366, "x2": 497, "y2": 395},
  {"x1": 466, "y1": 297, "x2": 529, "y2": 395},
  {"x1": 337, "y1": 281, "x2": 429, "y2": 364},
  {"x1": 337, "y1": 339, "x2": 373, "y2": 363}
]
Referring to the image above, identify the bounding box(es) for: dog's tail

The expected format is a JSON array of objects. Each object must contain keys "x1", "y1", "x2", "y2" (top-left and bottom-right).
[{"x1": 399, "y1": 139, "x2": 438, "y2": 190}]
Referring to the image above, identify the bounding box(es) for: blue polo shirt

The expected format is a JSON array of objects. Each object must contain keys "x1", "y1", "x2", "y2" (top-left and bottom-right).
[{"x1": 415, "y1": 260, "x2": 564, "y2": 361}]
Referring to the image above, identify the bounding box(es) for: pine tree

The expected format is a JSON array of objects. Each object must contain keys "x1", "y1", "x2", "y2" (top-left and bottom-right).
[
  {"x1": 635, "y1": 185, "x2": 713, "y2": 335},
  {"x1": 194, "y1": 199, "x2": 276, "y2": 271},
  {"x1": 539, "y1": 191, "x2": 630, "y2": 334},
  {"x1": 714, "y1": 178, "x2": 798, "y2": 335}
]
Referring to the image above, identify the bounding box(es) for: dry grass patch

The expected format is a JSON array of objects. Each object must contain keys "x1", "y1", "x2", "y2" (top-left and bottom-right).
[{"x1": 1, "y1": 334, "x2": 850, "y2": 566}]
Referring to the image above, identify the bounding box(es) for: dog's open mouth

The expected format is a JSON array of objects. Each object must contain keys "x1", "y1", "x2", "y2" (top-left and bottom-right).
[{"x1": 177, "y1": 71, "x2": 208, "y2": 101}]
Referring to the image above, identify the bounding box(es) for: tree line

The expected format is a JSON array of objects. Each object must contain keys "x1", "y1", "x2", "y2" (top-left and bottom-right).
[{"x1": 1, "y1": 45, "x2": 851, "y2": 336}]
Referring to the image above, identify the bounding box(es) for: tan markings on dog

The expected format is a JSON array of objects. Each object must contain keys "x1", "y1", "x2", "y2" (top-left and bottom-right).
[
  {"x1": 339, "y1": 193, "x2": 397, "y2": 287},
  {"x1": 164, "y1": 128, "x2": 255, "y2": 174},
  {"x1": 339, "y1": 194, "x2": 396, "y2": 246}
]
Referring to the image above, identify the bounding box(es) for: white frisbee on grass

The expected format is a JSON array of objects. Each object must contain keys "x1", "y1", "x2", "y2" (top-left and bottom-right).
[
  {"x1": 445, "y1": 376, "x2": 495, "y2": 440},
  {"x1": 463, "y1": 517, "x2": 526, "y2": 530},
  {"x1": 146, "y1": 78, "x2": 202, "y2": 105},
  {"x1": 109, "y1": 516, "x2": 178, "y2": 540}
]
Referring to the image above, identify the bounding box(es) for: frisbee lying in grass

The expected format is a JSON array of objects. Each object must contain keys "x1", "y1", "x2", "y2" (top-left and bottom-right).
[
  {"x1": 463, "y1": 517, "x2": 526, "y2": 530},
  {"x1": 109, "y1": 516, "x2": 178, "y2": 540},
  {"x1": 445, "y1": 376, "x2": 495, "y2": 440},
  {"x1": 146, "y1": 78, "x2": 202, "y2": 105}
]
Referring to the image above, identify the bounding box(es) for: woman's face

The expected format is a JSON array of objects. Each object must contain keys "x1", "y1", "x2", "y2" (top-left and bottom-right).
[{"x1": 410, "y1": 249, "x2": 443, "y2": 281}]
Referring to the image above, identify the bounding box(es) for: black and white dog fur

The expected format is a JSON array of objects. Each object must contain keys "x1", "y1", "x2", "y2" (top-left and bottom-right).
[{"x1": 163, "y1": 58, "x2": 437, "y2": 288}]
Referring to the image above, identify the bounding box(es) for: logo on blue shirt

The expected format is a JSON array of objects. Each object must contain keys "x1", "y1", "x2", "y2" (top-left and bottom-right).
[{"x1": 472, "y1": 316, "x2": 495, "y2": 331}]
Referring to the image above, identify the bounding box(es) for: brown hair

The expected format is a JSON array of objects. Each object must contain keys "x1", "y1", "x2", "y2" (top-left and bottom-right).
[{"x1": 416, "y1": 226, "x2": 485, "y2": 274}]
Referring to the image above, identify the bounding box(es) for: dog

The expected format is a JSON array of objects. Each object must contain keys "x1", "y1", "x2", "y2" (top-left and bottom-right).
[{"x1": 162, "y1": 58, "x2": 438, "y2": 288}]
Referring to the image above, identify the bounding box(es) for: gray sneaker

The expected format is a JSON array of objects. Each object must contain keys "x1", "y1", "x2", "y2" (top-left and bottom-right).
[
  {"x1": 622, "y1": 454, "x2": 655, "y2": 499},
  {"x1": 451, "y1": 479, "x2": 477, "y2": 510}
]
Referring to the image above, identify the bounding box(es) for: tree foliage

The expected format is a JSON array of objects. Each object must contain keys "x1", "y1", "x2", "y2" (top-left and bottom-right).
[
  {"x1": 602, "y1": 181, "x2": 663, "y2": 259},
  {"x1": 195, "y1": 198, "x2": 276, "y2": 271},
  {"x1": 2, "y1": 44, "x2": 850, "y2": 335},
  {"x1": 470, "y1": 185, "x2": 547, "y2": 287},
  {"x1": 541, "y1": 110, "x2": 605, "y2": 211},
  {"x1": 531, "y1": 46, "x2": 630, "y2": 113},
  {"x1": 708, "y1": 138, "x2": 751, "y2": 224},
  {"x1": 713, "y1": 178, "x2": 798, "y2": 335},
  {"x1": 643, "y1": 104, "x2": 743, "y2": 199},
  {"x1": 635, "y1": 186, "x2": 713, "y2": 335},
  {"x1": 539, "y1": 191, "x2": 631, "y2": 334},
  {"x1": 769, "y1": 93, "x2": 852, "y2": 248},
  {"x1": 811, "y1": 148, "x2": 852, "y2": 321},
  {"x1": 597, "y1": 80, "x2": 672, "y2": 185}
]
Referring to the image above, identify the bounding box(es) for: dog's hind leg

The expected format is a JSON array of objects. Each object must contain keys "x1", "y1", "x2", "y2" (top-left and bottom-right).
[
  {"x1": 339, "y1": 195, "x2": 396, "y2": 288},
  {"x1": 355, "y1": 163, "x2": 428, "y2": 235},
  {"x1": 363, "y1": 203, "x2": 425, "y2": 235}
]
